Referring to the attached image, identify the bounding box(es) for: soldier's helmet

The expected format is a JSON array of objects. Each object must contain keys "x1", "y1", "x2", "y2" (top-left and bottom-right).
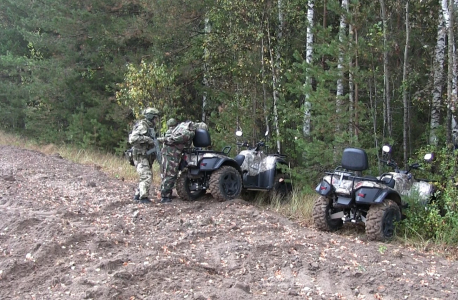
[
  {"x1": 143, "y1": 107, "x2": 160, "y2": 121},
  {"x1": 167, "y1": 118, "x2": 178, "y2": 127},
  {"x1": 195, "y1": 122, "x2": 208, "y2": 131}
]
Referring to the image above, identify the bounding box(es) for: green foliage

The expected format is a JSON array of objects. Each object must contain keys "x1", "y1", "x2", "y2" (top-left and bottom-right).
[
  {"x1": 116, "y1": 60, "x2": 179, "y2": 118},
  {"x1": 399, "y1": 145, "x2": 458, "y2": 245}
]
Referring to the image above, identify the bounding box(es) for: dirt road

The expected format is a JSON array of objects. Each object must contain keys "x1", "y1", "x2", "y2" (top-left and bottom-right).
[{"x1": 0, "y1": 145, "x2": 456, "y2": 299}]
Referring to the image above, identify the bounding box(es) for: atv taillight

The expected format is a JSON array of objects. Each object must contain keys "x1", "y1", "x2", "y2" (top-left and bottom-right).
[
  {"x1": 201, "y1": 162, "x2": 207, "y2": 166},
  {"x1": 357, "y1": 192, "x2": 365, "y2": 198},
  {"x1": 320, "y1": 186, "x2": 327, "y2": 190}
]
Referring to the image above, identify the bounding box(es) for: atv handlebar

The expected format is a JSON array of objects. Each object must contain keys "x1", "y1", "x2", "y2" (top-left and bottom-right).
[
  {"x1": 380, "y1": 159, "x2": 421, "y2": 174},
  {"x1": 237, "y1": 141, "x2": 265, "y2": 151}
]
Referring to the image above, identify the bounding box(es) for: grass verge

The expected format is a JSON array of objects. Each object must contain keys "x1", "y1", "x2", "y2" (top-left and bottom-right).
[{"x1": 0, "y1": 130, "x2": 161, "y2": 185}]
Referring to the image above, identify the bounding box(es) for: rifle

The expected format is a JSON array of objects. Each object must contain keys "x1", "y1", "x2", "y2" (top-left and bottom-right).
[{"x1": 146, "y1": 127, "x2": 162, "y2": 165}]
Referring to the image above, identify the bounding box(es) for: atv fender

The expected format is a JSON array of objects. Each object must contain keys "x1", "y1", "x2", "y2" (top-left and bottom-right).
[
  {"x1": 315, "y1": 179, "x2": 333, "y2": 197},
  {"x1": 355, "y1": 187, "x2": 402, "y2": 206},
  {"x1": 199, "y1": 157, "x2": 241, "y2": 173}
]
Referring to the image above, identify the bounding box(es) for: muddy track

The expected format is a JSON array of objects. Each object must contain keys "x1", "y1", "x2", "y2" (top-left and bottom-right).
[{"x1": 0, "y1": 145, "x2": 457, "y2": 299}]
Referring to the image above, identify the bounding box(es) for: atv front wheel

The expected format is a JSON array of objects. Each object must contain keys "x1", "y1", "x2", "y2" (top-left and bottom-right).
[
  {"x1": 313, "y1": 196, "x2": 343, "y2": 231},
  {"x1": 366, "y1": 199, "x2": 401, "y2": 241},
  {"x1": 209, "y1": 166, "x2": 242, "y2": 201},
  {"x1": 176, "y1": 170, "x2": 206, "y2": 201},
  {"x1": 269, "y1": 173, "x2": 293, "y2": 203}
]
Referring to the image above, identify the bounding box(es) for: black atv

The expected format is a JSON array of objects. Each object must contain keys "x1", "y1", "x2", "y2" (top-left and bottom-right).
[
  {"x1": 176, "y1": 129, "x2": 243, "y2": 202},
  {"x1": 314, "y1": 147, "x2": 433, "y2": 241}
]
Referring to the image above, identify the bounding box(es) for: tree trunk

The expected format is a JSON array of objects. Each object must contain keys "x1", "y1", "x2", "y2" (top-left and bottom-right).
[
  {"x1": 430, "y1": 0, "x2": 448, "y2": 145},
  {"x1": 303, "y1": 0, "x2": 314, "y2": 138},
  {"x1": 202, "y1": 16, "x2": 211, "y2": 123},
  {"x1": 261, "y1": 38, "x2": 270, "y2": 139},
  {"x1": 379, "y1": 0, "x2": 392, "y2": 137},
  {"x1": 336, "y1": 0, "x2": 348, "y2": 135},
  {"x1": 402, "y1": 1, "x2": 410, "y2": 168},
  {"x1": 446, "y1": 0, "x2": 454, "y2": 145}
]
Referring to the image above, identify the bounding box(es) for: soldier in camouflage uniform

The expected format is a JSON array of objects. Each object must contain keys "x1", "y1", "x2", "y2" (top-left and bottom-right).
[
  {"x1": 165, "y1": 118, "x2": 178, "y2": 137},
  {"x1": 157, "y1": 121, "x2": 207, "y2": 203},
  {"x1": 128, "y1": 107, "x2": 161, "y2": 203}
]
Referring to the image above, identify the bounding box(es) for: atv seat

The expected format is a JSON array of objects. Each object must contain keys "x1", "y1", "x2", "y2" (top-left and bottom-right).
[
  {"x1": 341, "y1": 147, "x2": 369, "y2": 174},
  {"x1": 193, "y1": 129, "x2": 211, "y2": 148},
  {"x1": 332, "y1": 148, "x2": 370, "y2": 196}
]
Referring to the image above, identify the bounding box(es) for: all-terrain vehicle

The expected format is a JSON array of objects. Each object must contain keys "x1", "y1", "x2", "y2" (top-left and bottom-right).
[
  {"x1": 234, "y1": 130, "x2": 292, "y2": 201},
  {"x1": 313, "y1": 146, "x2": 433, "y2": 241},
  {"x1": 176, "y1": 129, "x2": 243, "y2": 202},
  {"x1": 176, "y1": 129, "x2": 292, "y2": 202}
]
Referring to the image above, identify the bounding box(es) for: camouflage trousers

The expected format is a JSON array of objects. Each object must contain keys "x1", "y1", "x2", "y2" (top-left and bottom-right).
[
  {"x1": 134, "y1": 154, "x2": 152, "y2": 199},
  {"x1": 160, "y1": 146, "x2": 181, "y2": 198}
]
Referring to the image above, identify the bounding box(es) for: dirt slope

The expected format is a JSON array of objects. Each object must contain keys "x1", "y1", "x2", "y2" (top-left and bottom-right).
[{"x1": 0, "y1": 145, "x2": 457, "y2": 300}]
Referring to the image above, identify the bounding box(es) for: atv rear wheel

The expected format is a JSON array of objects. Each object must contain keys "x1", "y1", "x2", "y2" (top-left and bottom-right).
[
  {"x1": 313, "y1": 196, "x2": 343, "y2": 231},
  {"x1": 366, "y1": 199, "x2": 401, "y2": 241},
  {"x1": 176, "y1": 170, "x2": 206, "y2": 201},
  {"x1": 269, "y1": 173, "x2": 293, "y2": 203},
  {"x1": 209, "y1": 165, "x2": 242, "y2": 202}
]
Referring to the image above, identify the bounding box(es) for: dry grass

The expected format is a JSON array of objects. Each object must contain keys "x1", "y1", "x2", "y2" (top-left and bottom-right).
[
  {"x1": 251, "y1": 189, "x2": 316, "y2": 226},
  {"x1": 0, "y1": 130, "x2": 162, "y2": 184}
]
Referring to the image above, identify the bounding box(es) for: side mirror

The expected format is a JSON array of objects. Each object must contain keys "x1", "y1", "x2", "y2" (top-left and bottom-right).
[
  {"x1": 424, "y1": 153, "x2": 434, "y2": 161},
  {"x1": 236, "y1": 130, "x2": 243, "y2": 137},
  {"x1": 382, "y1": 145, "x2": 391, "y2": 153}
]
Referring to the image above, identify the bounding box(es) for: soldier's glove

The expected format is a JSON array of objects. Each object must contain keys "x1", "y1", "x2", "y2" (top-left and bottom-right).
[
  {"x1": 157, "y1": 137, "x2": 166, "y2": 143},
  {"x1": 143, "y1": 136, "x2": 155, "y2": 144}
]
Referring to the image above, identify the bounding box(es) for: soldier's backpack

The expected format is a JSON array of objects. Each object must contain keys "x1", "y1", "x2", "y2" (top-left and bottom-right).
[{"x1": 169, "y1": 121, "x2": 196, "y2": 147}]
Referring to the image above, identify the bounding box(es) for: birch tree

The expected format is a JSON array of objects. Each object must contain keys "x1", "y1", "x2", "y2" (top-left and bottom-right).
[
  {"x1": 379, "y1": 0, "x2": 392, "y2": 137},
  {"x1": 402, "y1": 0, "x2": 410, "y2": 166},
  {"x1": 272, "y1": 0, "x2": 284, "y2": 153},
  {"x1": 430, "y1": 0, "x2": 449, "y2": 145},
  {"x1": 446, "y1": 0, "x2": 454, "y2": 144},
  {"x1": 336, "y1": 0, "x2": 348, "y2": 135},
  {"x1": 303, "y1": 0, "x2": 314, "y2": 138},
  {"x1": 202, "y1": 16, "x2": 211, "y2": 123}
]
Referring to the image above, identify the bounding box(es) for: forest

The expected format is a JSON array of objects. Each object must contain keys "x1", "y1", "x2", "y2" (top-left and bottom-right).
[{"x1": 1, "y1": 0, "x2": 458, "y2": 187}]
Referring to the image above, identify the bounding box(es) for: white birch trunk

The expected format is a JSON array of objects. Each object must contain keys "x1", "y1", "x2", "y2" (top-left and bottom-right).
[
  {"x1": 261, "y1": 38, "x2": 270, "y2": 138},
  {"x1": 447, "y1": 0, "x2": 454, "y2": 144},
  {"x1": 402, "y1": 1, "x2": 410, "y2": 167},
  {"x1": 303, "y1": 0, "x2": 314, "y2": 137},
  {"x1": 271, "y1": 0, "x2": 283, "y2": 153},
  {"x1": 336, "y1": 0, "x2": 348, "y2": 134},
  {"x1": 202, "y1": 17, "x2": 211, "y2": 123},
  {"x1": 349, "y1": 22, "x2": 354, "y2": 138},
  {"x1": 430, "y1": 0, "x2": 448, "y2": 145},
  {"x1": 379, "y1": 0, "x2": 392, "y2": 137},
  {"x1": 453, "y1": 0, "x2": 458, "y2": 114}
]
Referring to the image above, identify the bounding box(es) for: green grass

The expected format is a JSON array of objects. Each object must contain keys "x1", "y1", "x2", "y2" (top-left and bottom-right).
[{"x1": 0, "y1": 130, "x2": 161, "y2": 185}]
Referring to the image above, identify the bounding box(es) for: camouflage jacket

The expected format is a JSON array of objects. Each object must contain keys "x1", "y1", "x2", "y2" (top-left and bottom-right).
[
  {"x1": 163, "y1": 121, "x2": 195, "y2": 151},
  {"x1": 128, "y1": 119, "x2": 157, "y2": 154}
]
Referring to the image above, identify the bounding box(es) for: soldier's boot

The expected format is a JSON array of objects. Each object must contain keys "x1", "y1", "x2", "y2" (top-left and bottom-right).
[
  {"x1": 138, "y1": 197, "x2": 152, "y2": 204},
  {"x1": 160, "y1": 192, "x2": 172, "y2": 203}
]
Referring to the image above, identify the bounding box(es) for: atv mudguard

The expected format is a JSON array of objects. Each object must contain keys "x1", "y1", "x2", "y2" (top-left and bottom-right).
[
  {"x1": 243, "y1": 159, "x2": 288, "y2": 190},
  {"x1": 194, "y1": 156, "x2": 241, "y2": 173},
  {"x1": 315, "y1": 179, "x2": 333, "y2": 196},
  {"x1": 355, "y1": 186, "x2": 402, "y2": 206}
]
